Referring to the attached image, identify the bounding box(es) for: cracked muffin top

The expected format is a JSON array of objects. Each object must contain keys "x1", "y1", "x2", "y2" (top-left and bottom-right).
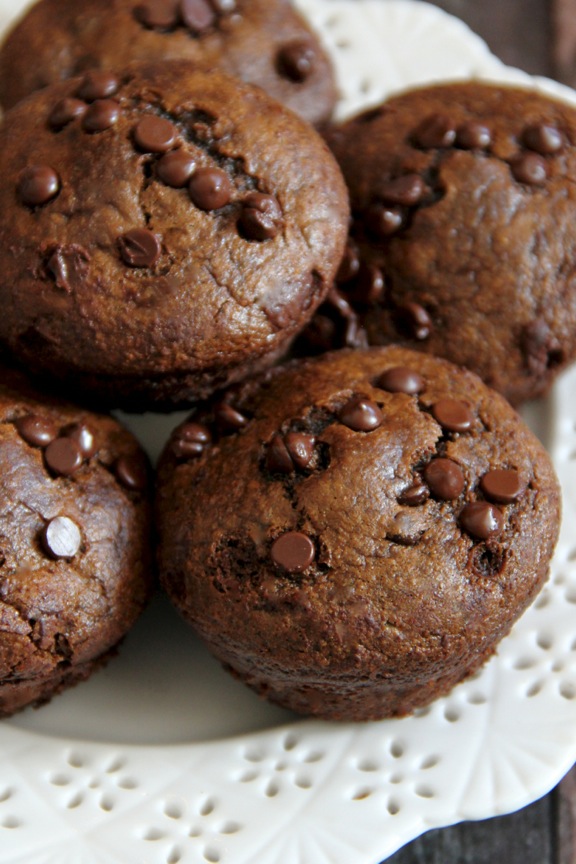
[
  {"x1": 157, "y1": 346, "x2": 561, "y2": 720},
  {"x1": 0, "y1": 367, "x2": 152, "y2": 717},
  {"x1": 0, "y1": 61, "x2": 348, "y2": 408},
  {"x1": 0, "y1": 0, "x2": 337, "y2": 126},
  {"x1": 324, "y1": 82, "x2": 576, "y2": 405}
]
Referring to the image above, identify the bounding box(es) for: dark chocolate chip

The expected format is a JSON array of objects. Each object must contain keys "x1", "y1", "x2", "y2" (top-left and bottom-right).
[
  {"x1": 379, "y1": 174, "x2": 426, "y2": 206},
  {"x1": 115, "y1": 455, "x2": 148, "y2": 491},
  {"x1": 377, "y1": 366, "x2": 424, "y2": 395},
  {"x1": 157, "y1": 150, "x2": 197, "y2": 187},
  {"x1": 134, "y1": 0, "x2": 180, "y2": 29},
  {"x1": 413, "y1": 113, "x2": 456, "y2": 149},
  {"x1": 189, "y1": 167, "x2": 233, "y2": 210},
  {"x1": 285, "y1": 431, "x2": 316, "y2": 470},
  {"x1": 214, "y1": 403, "x2": 248, "y2": 433},
  {"x1": 45, "y1": 438, "x2": 83, "y2": 476},
  {"x1": 171, "y1": 422, "x2": 211, "y2": 459},
  {"x1": 480, "y1": 469, "x2": 526, "y2": 504},
  {"x1": 266, "y1": 434, "x2": 294, "y2": 474},
  {"x1": 63, "y1": 423, "x2": 97, "y2": 458},
  {"x1": 271, "y1": 531, "x2": 315, "y2": 573},
  {"x1": 365, "y1": 203, "x2": 404, "y2": 238},
  {"x1": 339, "y1": 396, "x2": 383, "y2": 432},
  {"x1": 42, "y1": 516, "x2": 82, "y2": 559},
  {"x1": 345, "y1": 262, "x2": 385, "y2": 306},
  {"x1": 180, "y1": 0, "x2": 216, "y2": 32},
  {"x1": 277, "y1": 41, "x2": 316, "y2": 82},
  {"x1": 82, "y1": 99, "x2": 120, "y2": 133},
  {"x1": 15, "y1": 415, "x2": 58, "y2": 448},
  {"x1": 423, "y1": 457, "x2": 465, "y2": 500},
  {"x1": 431, "y1": 399, "x2": 474, "y2": 432},
  {"x1": 510, "y1": 152, "x2": 548, "y2": 185},
  {"x1": 45, "y1": 244, "x2": 90, "y2": 292},
  {"x1": 398, "y1": 481, "x2": 429, "y2": 506},
  {"x1": 336, "y1": 242, "x2": 360, "y2": 284},
  {"x1": 522, "y1": 123, "x2": 564, "y2": 155},
  {"x1": 210, "y1": 0, "x2": 235, "y2": 10},
  {"x1": 134, "y1": 116, "x2": 178, "y2": 153},
  {"x1": 49, "y1": 97, "x2": 87, "y2": 130},
  {"x1": 455, "y1": 122, "x2": 491, "y2": 149},
  {"x1": 118, "y1": 228, "x2": 161, "y2": 267},
  {"x1": 18, "y1": 165, "x2": 60, "y2": 207},
  {"x1": 396, "y1": 301, "x2": 432, "y2": 340},
  {"x1": 239, "y1": 193, "x2": 283, "y2": 241},
  {"x1": 460, "y1": 501, "x2": 504, "y2": 540},
  {"x1": 76, "y1": 71, "x2": 119, "y2": 102}
]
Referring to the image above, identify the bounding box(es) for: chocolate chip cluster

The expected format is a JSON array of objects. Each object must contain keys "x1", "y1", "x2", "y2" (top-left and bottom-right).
[
  {"x1": 167, "y1": 399, "x2": 250, "y2": 461},
  {"x1": 134, "y1": 0, "x2": 236, "y2": 35}
]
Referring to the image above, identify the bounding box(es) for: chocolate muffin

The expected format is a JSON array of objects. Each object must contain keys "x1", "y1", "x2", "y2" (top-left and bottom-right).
[
  {"x1": 0, "y1": 61, "x2": 348, "y2": 409},
  {"x1": 325, "y1": 82, "x2": 576, "y2": 405},
  {"x1": 157, "y1": 346, "x2": 561, "y2": 721},
  {"x1": 0, "y1": 368, "x2": 152, "y2": 717},
  {"x1": 0, "y1": 0, "x2": 336, "y2": 125}
]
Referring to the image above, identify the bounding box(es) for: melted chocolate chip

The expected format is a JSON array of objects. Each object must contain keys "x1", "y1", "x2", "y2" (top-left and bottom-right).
[
  {"x1": 180, "y1": 0, "x2": 216, "y2": 33},
  {"x1": 365, "y1": 203, "x2": 405, "y2": 239},
  {"x1": 239, "y1": 193, "x2": 283, "y2": 241},
  {"x1": 115, "y1": 455, "x2": 148, "y2": 491},
  {"x1": 431, "y1": 399, "x2": 474, "y2": 433},
  {"x1": 345, "y1": 262, "x2": 385, "y2": 306},
  {"x1": 171, "y1": 422, "x2": 211, "y2": 459},
  {"x1": 45, "y1": 244, "x2": 90, "y2": 292},
  {"x1": 336, "y1": 242, "x2": 360, "y2": 284},
  {"x1": 271, "y1": 532, "x2": 315, "y2": 573},
  {"x1": 42, "y1": 516, "x2": 82, "y2": 559},
  {"x1": 18, "y1": 165, "x2": 60, "y2": 207},
  {"x1": 522, "y1": 123, "x2": 564, "y2": 155},
  {"x1": 455, "y1": 122, "x2": 491, "y2": 150},
  {"x1": 480, "y1": 469, "x2": 526, "y2": 504},
  {"x1": 396, "y1": 301, "x2": 432, "y2": 340},
  {"x1": 379, "y1": 174, "x2": 426, "y2": 206},
  {"x1": 15, "y1": 415, "x2": 58, "y2": 448},
  {"x1": 134, "y1": 0, "x2": 180, "y2": 29},
  {"x1": 77, "y1": 71, "x2": 119, "y2": 102},
  {"x1": 82, "y1": 99, "x2": 120, "y2": 133},
  {"x1": 398, "y1": 481, "x2": 429, "y2": 506},
  {"x1": 510, "y1": 152, "x2": 548, "y2": 186},
  {"x1": 157, "y1": 149, "x2": 197, "y2": 187},
  {"x1": 63, "y1": 423, "x2": 97, "y2": 458},
  {"x1": 413, "y1": 113, "x2": 456, "y2": 149},
  {"x1": 189, "y1": 167, "x2": 233, "y2": 210},
  {"x1": 118, "y1": 228, "x2": 161, "y2": 267},
  {"x1": 214, "y1": 403, "x2": 248, "y2": 433},
  {"x1": 49, "y1": 97, "x2": 87, "y2": 130},
  {"x1": 134, "y1": 116, "x2": 178, "y2": 153},
  {"x1": 285, "y1": 431, "x2": 316, "y2": 470},
  {"x1": 460, "y1": 501, "x2": 504, "y2": 540},
  {"x1": 339, "y1": 396, "x2": 383, "y2": 432},
  {"x1": 423, "y1": 458, "x2": 465, "y2": 500},
  {"x1": 45, "y1": 438, "x2": 83, "y2": 476},
  {"x1": 277, "y1": 41, "x2": 316, "y2": 82},
  {"x1": 377, "y1": 366, "x2": 424, "y2": 395}
]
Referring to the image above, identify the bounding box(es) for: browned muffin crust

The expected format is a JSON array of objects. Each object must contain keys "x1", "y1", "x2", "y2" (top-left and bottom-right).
[
  {"x1": 157, "y1": 347, "x2": 560, "y2": 721},
  {"x1": 0, "y1": 0, "x2": 337, "y2": 125},
  {"x1": 0, "y1": 61, "x2": 348, "y2": 409},
  {"x1": 324, "y1": 82, "x2": 576, "y2": 405},
  {"x1": 0, "y1": 369, "x2": 152, "y2": 717}
]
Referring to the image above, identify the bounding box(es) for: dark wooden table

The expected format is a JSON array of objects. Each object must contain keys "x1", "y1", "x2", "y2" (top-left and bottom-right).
[{"x1": 379, "y1": 1, "x2": 576, "y2": 861}]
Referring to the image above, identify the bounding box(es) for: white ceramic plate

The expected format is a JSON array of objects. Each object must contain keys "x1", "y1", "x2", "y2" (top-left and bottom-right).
[{"x1": 2, "y1": 2, "x2": 576, "y2": 862}]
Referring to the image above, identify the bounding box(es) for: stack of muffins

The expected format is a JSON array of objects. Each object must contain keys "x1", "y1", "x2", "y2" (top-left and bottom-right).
[{"x1": 0, "y1": 0, "x2": 568, "y2": 721}]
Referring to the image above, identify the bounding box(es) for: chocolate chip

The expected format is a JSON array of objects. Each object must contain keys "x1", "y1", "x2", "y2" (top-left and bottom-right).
[
  {"x1": 214, "y1": 403, "x2": 248, "y2": 433},
  {"x1": 379, "y1": 174, "x2": 426, "y2": 206},
  {"x1": 413, "y1": 113, "x2": 456, "y2": 149},
  {"x1": 118, "y1": 228, "x2": 161, "y2": 267},
  {"x1": 82, "y1": 99, "x2": 120, "y2": 133},
  {"x1": 285, "y1": 431, "x2": 316, "y2": 470},
  {"x1": 62, "y1": 423, "x2": 97, "y2": 458},
  {"x1": 344, "y1": 262, "x2": 385, "y2": 306},
  {"x1": 480, "y1": 469, "x2": 526, "y2": 504},
  {"x1": 431, "y1": 399, "x2": 474, "y2": 433},
  {"x1": 157, "y1": 149, "x2": 197, "y2": 187},
  {"x1": 210, "y1": 0, "x2": 235, "y2": 10},
  {"x1": 460, "y1": 501, "x2": 504, "y2": 540},
  {"x1": 398, "y1": 481, "x2": 429, "y2": 506},
  {"x1": 364, "y1": 203, "x2": 404, "y2": 239},
  {"x1": 134, "y1": 0, "x2": 180, "y2": 29},
  {"x1": 49, "y1": 97, "x2": 87, "y2": 130},
  {"x1": 455, "y1": 122, "x2": 491, "y2": 149},
  {"x1": 45, "y1": 244, "x2": 90, "y2": 292},
  {"x1": 239, "y1": 193, "x2": 283, "y2": 241},
  {"x1": 336, "y1": 242, "x2": 360, "y2": 284},
  {"x1": 522, "y1": 123, "x2": 564, "y2": 155},
  {"x1": 42, "y1": 516, "x2": 82, "y2": 559},
  {"x1": 277, "y1": 41, "x2": 316, "y2": 82},
  {"x1": 266, "y1": 434, "x2": 294, "y2": 474},
  {"x1": 171, "y1": 422, "x2": 211, "y2": 459},
  {"x1": 76, "y1": 71, "x2": 119, "y2": 102},
  {"x1": 423, "y1": 458, "x2": 465, "y2": 500},
  {"x1": 45, "y1": 438, "x2": 83, "y2": 476},
  {"x1": 510, "y1": 152, "x2": 548, "y2": 186},
  {"x1": 339, "y1": 396, "x2": 383, "y2": 432},
  {"x1": 377, "y1": 366, "x2": 424, "y2": 395},
  {"x1": 115, "y1": 455, "x2": 148, "y2": 491},
  {"x1": 15, "y1": 414, "x2": 58, "y2": 448},
  {"x1": 18, "y1": 165, "x2": 60, "y2": 207},
  {"x1": 180, "y1": 0, "x2": 216, "y2": 33},
  {"x1": 271, "y1": 531, "x2": 315, "y2": 573},
  {"x1": 189, "y1": 167, "x2": 233, "y2": 210},
  {"x1": 396, "y1": 301, "x2": 432, "y2": 340},
  {"x1": 134, "y1": 116, "x2": 178, "y2": 153}
]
